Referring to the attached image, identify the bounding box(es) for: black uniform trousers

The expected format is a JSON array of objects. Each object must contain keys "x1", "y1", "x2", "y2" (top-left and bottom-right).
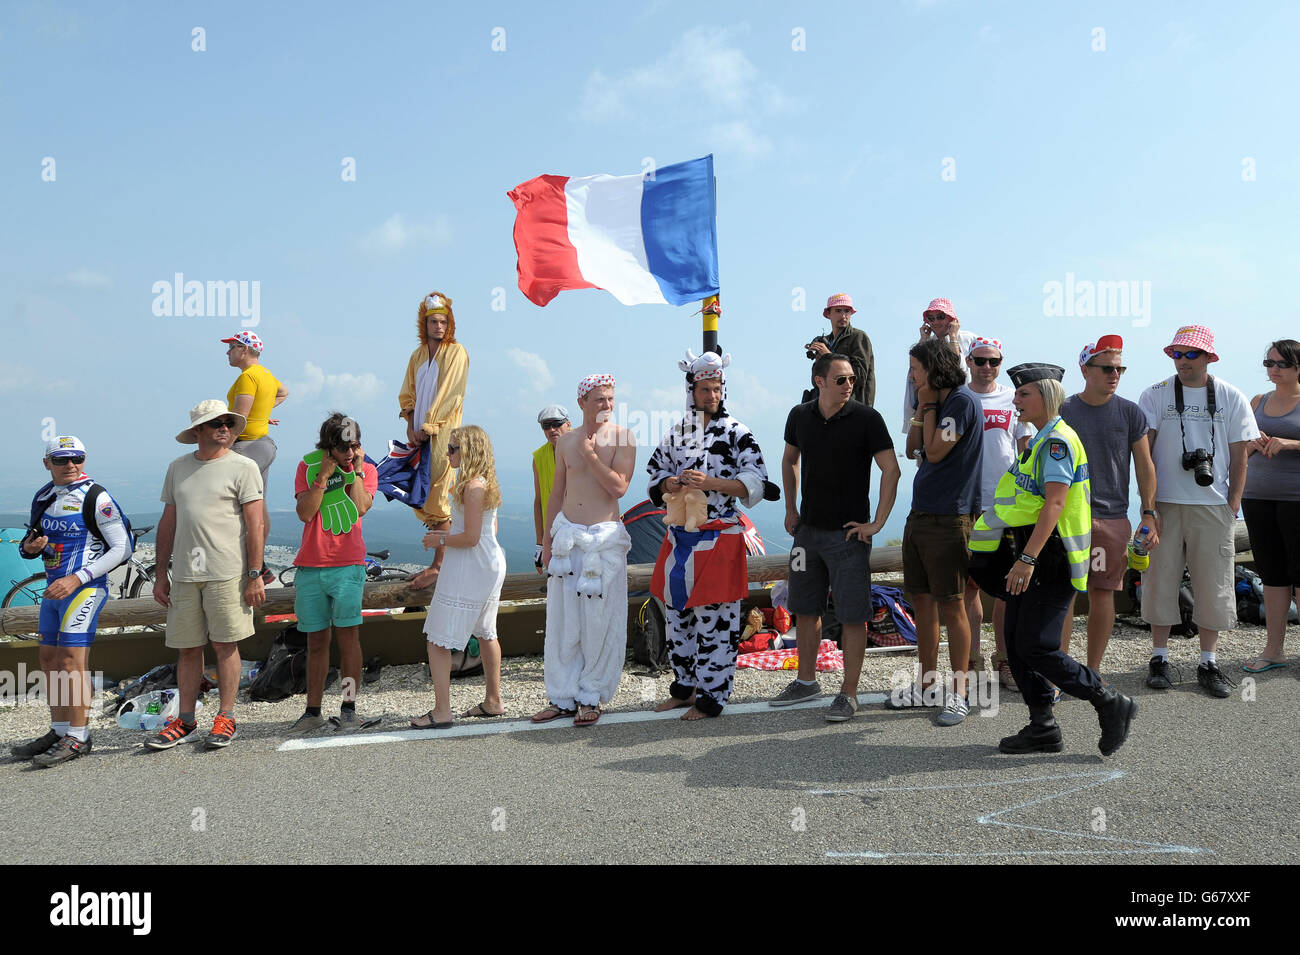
[{"x1": 1004, "y1": 566, "x2": 1105, "y2": 708}]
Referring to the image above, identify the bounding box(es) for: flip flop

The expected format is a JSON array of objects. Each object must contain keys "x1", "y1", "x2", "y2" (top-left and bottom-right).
[
  {"x1": 461, "y1": 702, "x2": 504, "y2": 719},
  {"x1": 530, "y1": 704, "x2": 576, "y2": 724},
  {"x1": 574, "y1": 705, "x2": 602, "y2": 727},
  {"x1": 1242, "y1": 657, "x2": 1288, "y2": 673},
  {"x1": 409, "y1": 711, "x2": 453, "y2": 729}
]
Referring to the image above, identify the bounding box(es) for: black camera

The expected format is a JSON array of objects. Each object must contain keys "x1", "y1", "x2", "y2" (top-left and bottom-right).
[{"x1": 1181, "y1": 448, "x2": 1214, "y2": 487}]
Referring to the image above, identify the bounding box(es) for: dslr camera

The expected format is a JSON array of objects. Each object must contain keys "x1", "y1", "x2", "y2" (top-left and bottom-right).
[{"x1": 1181, "y1": 448, "x2": 1214, "y2": 487}]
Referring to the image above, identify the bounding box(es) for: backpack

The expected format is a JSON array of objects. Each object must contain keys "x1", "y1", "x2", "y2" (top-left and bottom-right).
[
  {"x1": 248, "y1": 627, "x2": 338, "y2": 702},
  {"x1": 1235, "y1": 565, "x2": 1299, "y2": 624},
  {"x1": 868, "y1": 585, "x2": 918, "y2": 647},
  {"x1": 27, "y1": 480, "x2": 135, "y2": 571},
  {"x1": 1122, "y1": 566, "x2": 1198, "y2": 637}
]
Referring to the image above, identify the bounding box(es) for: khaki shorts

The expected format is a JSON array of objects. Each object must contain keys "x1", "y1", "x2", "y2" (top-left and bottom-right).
[
  {"x1": 1088, "y1": 516, "x2": 1131, "y2": 591},
  {"x1": 165, "y1": 576, "x2": 255, "y2": 649},
  {"x1": 1141, "y1": 502, "x2": 1237, "y2": 632},
  {"x1": 903, "y1": 512, "x2": 974, "y2": 601}
]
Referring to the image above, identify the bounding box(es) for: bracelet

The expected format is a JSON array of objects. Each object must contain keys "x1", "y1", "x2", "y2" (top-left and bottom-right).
[
  {"x1": 910, "y1": 418, "x2": 924, "y2": 428},
  {"x1": 1018, "y1": 553, "x2": 1038, "y2": 566},
  {"x1": 921, "y1": 404, "x2": 938, "y2": 414}
]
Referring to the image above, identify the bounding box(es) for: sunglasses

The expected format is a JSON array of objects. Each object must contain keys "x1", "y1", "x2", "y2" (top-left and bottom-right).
[
  {"x1": 202, "y1": 417, "x2": 238, "y2": 430},
  {"x1": 1087, "y1": 363, "x2": 1127, "y2": 375},
  {"x1": 970, "y1": 356, "x2": 1002, "y2": 367},
  {"x1": 1170, "y1": 349, "x2": 1203, "y2": 360},
  {"x1": 52, "y1": 456, "x2": 85, "y2": 465},
  {"x1": 446, "y1": 444, "x2": 460, "y2": 456},
  {"x1": 1263, "y1": 359, "x2": 1296, "y2": 369},
  {"x1": 540, "y1": 419, "x2": 566, "y2": 430},
  {"x1": 828, "y1": 374, "x2": 856, "y2": 386}
]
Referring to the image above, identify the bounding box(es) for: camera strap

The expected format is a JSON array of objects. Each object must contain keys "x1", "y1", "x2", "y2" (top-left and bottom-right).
[{"x1": 1174, "y1": 374, "x2": 1216, "y2": 459}]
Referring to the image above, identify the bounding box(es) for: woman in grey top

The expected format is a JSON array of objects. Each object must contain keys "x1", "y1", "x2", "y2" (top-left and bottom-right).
[{"x1": 1242, "y1": 339, "x2": 1300, "y2": 672}]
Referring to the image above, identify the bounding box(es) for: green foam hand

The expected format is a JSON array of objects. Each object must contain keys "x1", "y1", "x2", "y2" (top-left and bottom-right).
[{"x1": 303, "y1": 450, "x2": 359, "y2": 535}]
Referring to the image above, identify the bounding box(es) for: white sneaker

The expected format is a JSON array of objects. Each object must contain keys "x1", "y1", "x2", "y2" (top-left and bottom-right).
[{"x1": 936, "y1": 692, "x2": 970, "y2": 726}]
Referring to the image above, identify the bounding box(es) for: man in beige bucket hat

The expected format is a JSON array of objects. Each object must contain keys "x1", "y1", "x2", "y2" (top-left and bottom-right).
[{"x1": 146, "y1": 400, "x2": 266, "y2": 752}]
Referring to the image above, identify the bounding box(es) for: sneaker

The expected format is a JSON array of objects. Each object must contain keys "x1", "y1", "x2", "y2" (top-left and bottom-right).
[
  {"x1": 204, "y1": 714, "x2": 238, "y2": 749},
  {"x1": 824, "y1": 692, "x2": 858, "y2": 722},
  {"x1": 996, "y1": 660, "x2": 1018, "y2": 692},
  {"x1": 768, "y1": 680, "x2": 822, "y2": 707},
  {"x1": 288, "y1": 712, "x2": 330, "y2": 737},
  {"x1": 144, "y1": 717, "x2": 198, "y2": 750},
  {"x1": 11, "y1": 729, "x2": 61, "y2": 761},
  {"x1": 329, "y1": 709, "x2": 383, "y2": 732},
  {"x1": 32, "y1": 734, "x2": 91, "y2": 767},
  {"x1": 1196, "y1": 662, "x2": 1233, "y2": 699},
  {"x1": 885, "y1": 684, "x2": 943, "y2": 710},
  {"x1": 937, "y1": 692, "x2": 970, "y2": 726},
  {"x1": 1146, "y1": 655, "x2": 1173, "y2": 690},
  {"x1": 1093, "y1": 689, "x2": 1138, "y2": 756}
]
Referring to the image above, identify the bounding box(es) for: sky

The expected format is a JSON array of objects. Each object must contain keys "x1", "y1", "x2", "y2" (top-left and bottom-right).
[{"x1": 3, "y1": 0, "x2": 1298, "y2": 550}]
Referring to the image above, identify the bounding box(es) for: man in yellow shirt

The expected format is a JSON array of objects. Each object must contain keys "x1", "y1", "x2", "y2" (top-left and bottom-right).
[
  {"x1": 532, "y1": 404, "x2": 571, "y2": 572},
  {"x1": 223, "y1": 331, "x2": 289, "y2": 555}
]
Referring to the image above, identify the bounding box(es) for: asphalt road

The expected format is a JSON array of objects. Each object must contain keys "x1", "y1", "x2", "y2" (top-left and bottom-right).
[{"x1": 3, "y1": 672, "x2": 1297, "y2": 865}]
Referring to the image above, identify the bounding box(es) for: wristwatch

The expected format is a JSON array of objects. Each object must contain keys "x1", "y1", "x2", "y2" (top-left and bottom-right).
[
  {"x1": 1018, "y1": 553, "x2": 1038, "y2": 566},
  {"x1": 1142, "y1": 509, "x2": 1157, "y2": 517},
  {"x1": 247, "y1": 568, "x2": 263, "y2": 580}
]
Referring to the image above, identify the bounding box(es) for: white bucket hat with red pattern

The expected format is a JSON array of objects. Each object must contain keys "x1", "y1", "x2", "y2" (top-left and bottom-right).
[{"x1": 1163, "y1": 325, "x2": 1218, "y2": 362}]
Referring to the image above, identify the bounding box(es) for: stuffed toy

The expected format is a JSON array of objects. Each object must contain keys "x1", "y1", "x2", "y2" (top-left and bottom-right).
[{"x1": 663, "y1": 487, "x2": 708, "y2": 532}]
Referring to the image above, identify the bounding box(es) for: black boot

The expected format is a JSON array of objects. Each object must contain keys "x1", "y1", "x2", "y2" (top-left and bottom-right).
[
  {"x1": 998, "y1": 703, "x2": 1063, "y2": 754},
  {"x1": 1093, "y1": 688, "x2": 1137, "y2": 756}
]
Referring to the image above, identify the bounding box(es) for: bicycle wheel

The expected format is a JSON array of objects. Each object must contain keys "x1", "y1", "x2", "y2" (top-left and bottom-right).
[
  {"x1": 2, "y1": 574, "x2": 47, "y2": 609},
  {"x1": 127, "y1": 564, "x2": 168, "y2": 632}
]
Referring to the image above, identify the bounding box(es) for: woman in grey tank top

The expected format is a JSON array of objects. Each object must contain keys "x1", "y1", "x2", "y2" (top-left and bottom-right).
[{"x1": 1241, "y1": 339, "x2": 1300, "y2": 671}]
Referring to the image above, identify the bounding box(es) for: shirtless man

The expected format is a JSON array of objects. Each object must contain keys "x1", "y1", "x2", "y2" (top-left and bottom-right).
[{"x1": 531, "y1": 374, "x2": 637, "y2": 727}]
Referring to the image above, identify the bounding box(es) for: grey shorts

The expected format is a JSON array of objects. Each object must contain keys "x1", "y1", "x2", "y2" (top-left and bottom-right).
[
  {"x1": 787, "y1": 524, "x2": 872, "y2": 625},
  {"x1": 233, "y1": 435, "x2": 277, "y2": 489}
]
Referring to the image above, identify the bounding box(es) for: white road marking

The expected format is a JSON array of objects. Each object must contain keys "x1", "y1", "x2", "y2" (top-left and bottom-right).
[
  {"x1": 277, "y1": 692, "x2": 890, "y2": 751},
  {"x1": 815, "y1": 770, "x2": 1211, "y2": 858}
]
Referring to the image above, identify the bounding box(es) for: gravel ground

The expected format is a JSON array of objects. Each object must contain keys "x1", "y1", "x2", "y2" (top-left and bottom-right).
[{"x1": 1, "y1": 615, "x2": 1289, "y2": 749}]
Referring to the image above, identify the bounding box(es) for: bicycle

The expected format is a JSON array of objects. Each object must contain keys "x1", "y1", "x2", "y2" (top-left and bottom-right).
[
  {"x1": 2, "y1": 526, "x2": 170, "y2": 633},
  {"x1": 277, "y1": 550, "x2": 413, "y2": 587}
]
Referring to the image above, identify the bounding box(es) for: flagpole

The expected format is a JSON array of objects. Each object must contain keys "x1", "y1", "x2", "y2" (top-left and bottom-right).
[{"x1": 702, "y1": 295, "x2": 719, "y2": 354}]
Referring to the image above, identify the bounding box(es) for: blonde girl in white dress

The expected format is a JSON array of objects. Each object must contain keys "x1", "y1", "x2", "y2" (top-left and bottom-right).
[{"x1": 410, "y1": 426, "x2": 507, "y2": 727}]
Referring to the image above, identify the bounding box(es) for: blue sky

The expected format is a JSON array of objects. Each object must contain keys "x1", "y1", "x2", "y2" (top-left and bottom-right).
[{"x1": 3, "y1": 0, "x2": 1297, "y2": 547}]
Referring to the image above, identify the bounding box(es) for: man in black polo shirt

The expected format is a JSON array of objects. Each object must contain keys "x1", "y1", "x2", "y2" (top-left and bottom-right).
[{"x1": 770, "y1": 354, "x2": 899, "y2": 721}]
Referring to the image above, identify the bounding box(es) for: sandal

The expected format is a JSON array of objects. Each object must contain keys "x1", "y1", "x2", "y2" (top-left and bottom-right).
[
  {"x1": 574, "y1": 704, "x2": 602, "y2": 727},
  {"x1": 462, "y1": 702, "x2": 504, "y2": 719},
  {"x1": 1242, "y1": 656, "x2": 1288, "y2": 673},
  {"x1": 409, "y1": 710, "x2": 453, "y2": 729},
  {"x1": 530, "y1": 704, "x2": 576, "y2": 724}
]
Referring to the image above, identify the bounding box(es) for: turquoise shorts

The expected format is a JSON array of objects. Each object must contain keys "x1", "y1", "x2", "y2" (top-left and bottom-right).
[{"x1": 293, "y1": 565, "x2": 365, "y2": 632}]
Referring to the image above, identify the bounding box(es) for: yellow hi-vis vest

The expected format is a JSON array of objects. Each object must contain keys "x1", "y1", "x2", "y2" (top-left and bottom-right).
[
  {"x1": 533, "y1": 442, "x2": 556, "y2": 512},
  {"x1": 969, "y1": 416, "x2": 1092, "y2": 592}
]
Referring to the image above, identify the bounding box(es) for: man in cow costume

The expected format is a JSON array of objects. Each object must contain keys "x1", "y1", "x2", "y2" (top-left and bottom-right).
[{"x1": 647, "y1": 350, "x2": 777, "y2": 720}]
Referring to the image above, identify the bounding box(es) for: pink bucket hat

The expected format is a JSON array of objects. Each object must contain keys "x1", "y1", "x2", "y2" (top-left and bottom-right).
[
  {"x1": 923, "y1": 298, "x2": 957, "y2": 321},
  {"x1": 1163, "y1": 325, "x2": 1218, "y2": 362},
  {"x1": 824, "y1": 293, "x2": 856, "y2": 314}
]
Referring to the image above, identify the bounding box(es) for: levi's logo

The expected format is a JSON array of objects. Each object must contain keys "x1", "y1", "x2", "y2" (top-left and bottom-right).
[{"x1": 983, "y1": 408, "x2": 1014, "y2": 431}]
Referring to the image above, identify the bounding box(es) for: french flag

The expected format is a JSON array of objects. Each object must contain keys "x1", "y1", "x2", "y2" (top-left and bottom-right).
[{"x1": 508, "y1": 155, "x2": 719, "y2": 307}]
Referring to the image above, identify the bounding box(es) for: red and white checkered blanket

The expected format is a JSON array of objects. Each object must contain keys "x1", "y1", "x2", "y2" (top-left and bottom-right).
[{"x1": 736, "y1": 639, "x2": 843, "y2": 671}]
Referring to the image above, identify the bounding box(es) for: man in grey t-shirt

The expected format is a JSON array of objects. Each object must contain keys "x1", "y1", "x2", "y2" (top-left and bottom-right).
[{"x1": 1058, "y1": 335, "x2": 1158, "y2": 674}]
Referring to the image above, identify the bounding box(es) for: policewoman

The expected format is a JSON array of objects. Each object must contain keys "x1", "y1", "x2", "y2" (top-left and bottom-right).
[{"x1": 969, "y1": 363, "x2": 1138, "y2": 756}]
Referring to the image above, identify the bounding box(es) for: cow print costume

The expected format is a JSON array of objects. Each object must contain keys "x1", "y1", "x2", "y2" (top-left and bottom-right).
[{"x1": 646, "y1": 351, "x2": 776, "y2": 716}]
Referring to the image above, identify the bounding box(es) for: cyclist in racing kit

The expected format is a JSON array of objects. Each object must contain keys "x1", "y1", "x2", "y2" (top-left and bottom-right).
[{"x1": 11, "y1": 436, "x2": 129, "y2": 766}]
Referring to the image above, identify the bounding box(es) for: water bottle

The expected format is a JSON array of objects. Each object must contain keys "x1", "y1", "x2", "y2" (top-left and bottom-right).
[{"x1": 1127, "y1": 524, "x2": 1151, "y2": 571}]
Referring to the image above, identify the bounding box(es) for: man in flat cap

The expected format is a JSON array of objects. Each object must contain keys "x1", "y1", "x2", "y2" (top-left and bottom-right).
[{"x1": 531, "y1": 404, "x2": 571, "y2": 572}]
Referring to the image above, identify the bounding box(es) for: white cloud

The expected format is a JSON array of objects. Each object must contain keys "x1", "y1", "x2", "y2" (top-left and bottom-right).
[
  {"x1": 0, "y1": 359, "x2": 73, "y2": 394},
  {"x1": 579, "y1": 27, "x2": 790, "y2": 158},
  {"x1": 62, "y1": 268, "x2": 111, "y2": 288},
  {"x1": 711, "y1": 120, "x2": 772, "y2": 160},
  {"x1": 290, "y1": 361, "x2": 383, "y2": 402},
  {"x1": 359, "y1": 213, "x2": 452, "y2": 255},
  {"x1": 507, "y1": 348, "x2": 554, "y2": 393}
]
